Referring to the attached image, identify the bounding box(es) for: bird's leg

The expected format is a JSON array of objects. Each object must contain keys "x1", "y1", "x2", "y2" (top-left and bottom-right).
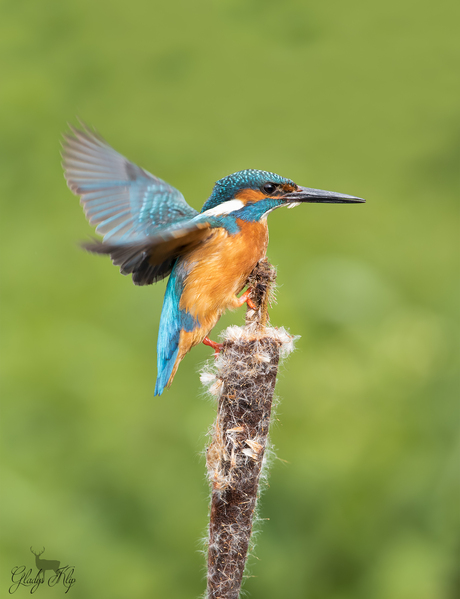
[
  {"x1": 235, "y1": 288, "x2": 257, "y2": 311},
  {"x1": 203, "y1": 336, "x2": 223, "y2": 354},
  {"x1": 203, "y1": 289, "x2": 257, "y2": 356}
]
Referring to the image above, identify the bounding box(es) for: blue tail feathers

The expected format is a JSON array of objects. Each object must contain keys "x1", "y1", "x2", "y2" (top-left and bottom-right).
[{"x1": 154, "y1": 261, "x2": 199, "y2": 396}]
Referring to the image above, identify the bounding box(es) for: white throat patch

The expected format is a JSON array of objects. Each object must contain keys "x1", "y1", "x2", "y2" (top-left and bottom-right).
[{"x1": 200, "y1": 199, "x2": 245, "y2": 218}]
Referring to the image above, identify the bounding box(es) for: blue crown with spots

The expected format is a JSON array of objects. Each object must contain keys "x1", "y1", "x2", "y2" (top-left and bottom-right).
[{"x1": 201, "y1": 169, "x2": 294, "y2": 212}]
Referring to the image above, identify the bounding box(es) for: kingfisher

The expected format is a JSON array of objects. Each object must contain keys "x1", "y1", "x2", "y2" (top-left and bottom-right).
[{"x1": 63, "y1": 125, "x2": 365, "y2": 395}]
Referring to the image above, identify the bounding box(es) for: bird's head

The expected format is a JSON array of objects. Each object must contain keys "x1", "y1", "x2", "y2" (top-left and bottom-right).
[{"x1": 200, "y1": 169, "x2": 364, "y2": 222}]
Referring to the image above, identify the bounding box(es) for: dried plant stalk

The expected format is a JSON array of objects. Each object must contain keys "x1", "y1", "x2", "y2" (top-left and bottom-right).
[{"x1": 201, "y1": 259, "x2": 296, "y2": 599}]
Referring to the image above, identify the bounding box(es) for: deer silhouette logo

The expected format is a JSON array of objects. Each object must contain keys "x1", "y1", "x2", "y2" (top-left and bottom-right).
[{"x1": 30, "y1": 547, "x2": 60, "y2": 580}]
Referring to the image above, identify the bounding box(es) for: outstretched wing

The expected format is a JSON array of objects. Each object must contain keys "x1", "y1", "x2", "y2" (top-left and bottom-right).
[
  {"x1": 62, "y1": 124, "x2": 198, "y2": 242},
  {"x1": 83, "y1": 219, "x2": 212, "y2": 285}
]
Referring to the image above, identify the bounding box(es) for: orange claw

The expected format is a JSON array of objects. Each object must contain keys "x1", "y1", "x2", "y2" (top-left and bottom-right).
[
  {"x1": 236, "y1": 288, "x2": 257, "y2": 311},
  {"x1": 203, "y1": 336, "x2": 223, "y2": 354}
]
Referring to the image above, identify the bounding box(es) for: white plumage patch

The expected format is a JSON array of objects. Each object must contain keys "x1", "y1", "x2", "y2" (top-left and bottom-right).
[
  {"x1": 287, "y1": 202, "x2": 301, "y2": 209},
  {"x1": 200, "y1": 199, "x2": 245, "y2": 217}
]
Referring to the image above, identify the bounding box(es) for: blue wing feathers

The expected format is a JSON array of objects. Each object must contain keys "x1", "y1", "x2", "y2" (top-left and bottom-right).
[
  {"x1": 65, "y1": 125, "x2": 205, "y2": 394},
  {"x1": 81, "y1": 219, "x2": 211, "y2": 285},
  {"x1": 63, "y1": 124, "x2": 198, "y2": 243}
]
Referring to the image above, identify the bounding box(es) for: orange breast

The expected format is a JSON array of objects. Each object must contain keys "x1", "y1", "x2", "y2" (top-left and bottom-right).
[
  {"x1": 164, "y1": 220, "x2": 269, "y2": 389},
  {"x1": 179, "y1": 219, "x2": 269, "y2": 334}
]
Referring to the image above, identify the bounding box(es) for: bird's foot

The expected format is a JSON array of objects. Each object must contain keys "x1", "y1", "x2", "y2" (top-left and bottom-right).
[
  {"x1": 203, "y1": 336, "x2": 223, "y2": 355},
  {"x1": 236, "y1": 288, "x2": 257, "y2": 310}
]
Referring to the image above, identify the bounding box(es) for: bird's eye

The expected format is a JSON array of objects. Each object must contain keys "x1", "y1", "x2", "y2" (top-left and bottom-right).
[{"x1": 262, "y1": 183, "x2": 277, "y2": 195}]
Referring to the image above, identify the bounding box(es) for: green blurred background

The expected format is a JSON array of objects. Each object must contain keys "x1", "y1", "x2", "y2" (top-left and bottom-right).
[{"x1": 1, "y1": 0, "x2": 458, "y2": 597}]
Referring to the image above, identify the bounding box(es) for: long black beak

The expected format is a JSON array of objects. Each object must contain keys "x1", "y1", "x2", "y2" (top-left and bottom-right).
[{"x1": 284, "y1": 186, "x2": 365, "y2": 204}]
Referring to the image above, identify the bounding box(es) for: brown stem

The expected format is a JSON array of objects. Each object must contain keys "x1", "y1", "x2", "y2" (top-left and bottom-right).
[
  {"x1": 245, "y1": 258, "x2": 277, "y2": 328},
  {"x1": 205, "y1": 260, "x2": 284, "y2": 599}
]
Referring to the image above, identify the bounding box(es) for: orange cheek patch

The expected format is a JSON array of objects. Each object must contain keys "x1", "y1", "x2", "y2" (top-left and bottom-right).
[
  {"x1": 280, "y1": 183, "x2": 298, "y2": 194},
  {"x1": 235, "y1": 189, "x2": 267, "y2": 203}
]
